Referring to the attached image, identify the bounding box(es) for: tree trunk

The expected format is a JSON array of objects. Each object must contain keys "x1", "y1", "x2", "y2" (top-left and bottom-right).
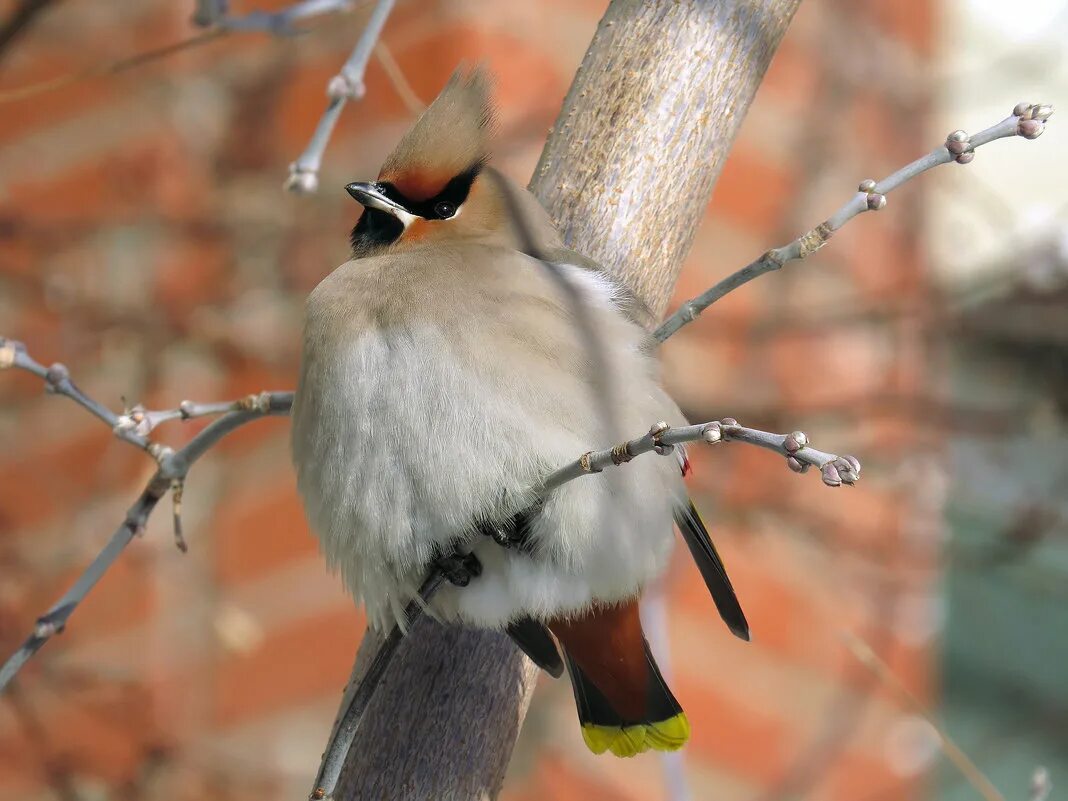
[{"x1": 334, "y1": 1, "x2": 801, "y2": 798}]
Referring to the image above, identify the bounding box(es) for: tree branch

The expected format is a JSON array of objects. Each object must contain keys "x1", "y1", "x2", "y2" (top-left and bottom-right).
[
  {"x1": 285, "y1": 0, "x2": 396, "y2": 193},
  {"x1": 0, "y1": 401, "x2": 289, "y2": 692},
  {"x1": 332, "y1": 3, "x2": 804, "y2": 797},
  {"x1": 0, "y1": 338, "x2": 292, "y2": 691},
  {"x1": 0, "y1": 0, "x2": 355, "y2": 105},
  {"x1": 653, "y1": 102, "x2": 1056, "y2": 343},
  {"x1": 309, "y1": 414, "x2": 857, "y2": 799},
  {"x1": 1, "y1": 338, "x2": 149, "y2": 451},
  {"x1": 373, "y1": 41, "x2": 424, "y2": 115},
  {"x1": 543, "y1": 419, "x2": 860, "y2": 491},
  {"x1": 114, "y1": 391, "x2": 286, "y2": 438}
]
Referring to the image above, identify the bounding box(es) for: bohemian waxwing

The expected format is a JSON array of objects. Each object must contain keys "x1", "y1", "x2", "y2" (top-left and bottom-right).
[{"x1": 291, "y1": 67, "x2": 748, "y2": 758}]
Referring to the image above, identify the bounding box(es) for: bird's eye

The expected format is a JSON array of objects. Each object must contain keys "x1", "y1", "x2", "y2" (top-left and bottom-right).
[{"x1": 434, "y1": 201, "x2": 457, "y2": 219}]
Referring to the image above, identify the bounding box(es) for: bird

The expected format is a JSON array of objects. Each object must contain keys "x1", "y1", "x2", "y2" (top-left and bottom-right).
[{"x1": 290, "y1": 66, "x2": 748, "y2": 758}]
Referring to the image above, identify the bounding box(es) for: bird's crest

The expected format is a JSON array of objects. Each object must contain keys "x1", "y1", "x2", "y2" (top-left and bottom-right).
[{"x1": 379, "y1": 66, "x2": 496, "y2": 201}]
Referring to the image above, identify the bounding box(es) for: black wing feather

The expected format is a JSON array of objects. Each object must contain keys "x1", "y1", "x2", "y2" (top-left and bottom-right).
[
  {"x1": 675, "y1": 499, "x2": 750, "y2": 641},
  {"x1": 507, "y1": 616, "x2": 564, "y2": 677}
]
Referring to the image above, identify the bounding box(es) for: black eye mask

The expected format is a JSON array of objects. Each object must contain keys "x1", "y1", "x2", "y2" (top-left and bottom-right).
[{"x1": 379, "y1": 162, "x2": 483, "y2": 220}]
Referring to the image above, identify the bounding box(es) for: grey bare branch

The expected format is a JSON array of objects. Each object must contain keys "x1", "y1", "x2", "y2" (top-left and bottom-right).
[
  {"x1": 285, "y1": 0, "x2": 396, "y2": 193},
  {"x1": 654, "y1": 102, "x2": 1055, "y2": 343},
  {"x1": 0, "y1": 342, "x2": 292, "y2": 690},
  {"x1": 544, "y1": 419, "x2": 859, "y2": 492}
]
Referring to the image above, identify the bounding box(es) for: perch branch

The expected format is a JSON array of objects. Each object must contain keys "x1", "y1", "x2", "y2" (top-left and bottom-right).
[
  {"x1": 285, "y1": 0, "x2": 396, "y2": 194},
  {"x1": 307, "y1": 415, "x2": 859, "y2": 798},
  {"x1": 309, "y1": 571, "x2": 446, "y2": 801},
  {"x1": 545, "y1": 418, "x2": 860, "y2": 492},
  {"x1": 654, "y1": 102, "x2": 1055, "y2": 343}
]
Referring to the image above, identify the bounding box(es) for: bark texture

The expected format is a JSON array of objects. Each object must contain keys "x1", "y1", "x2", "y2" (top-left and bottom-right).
[
  {"x1": 334, "y1": 1, "x2": 801, "y2": 798},
  {"x1": 532, "y1": 0, "x2": 802, "y2": 318}
]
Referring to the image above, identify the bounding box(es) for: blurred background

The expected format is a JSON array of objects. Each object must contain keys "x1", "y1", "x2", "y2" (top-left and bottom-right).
[{"x1": 0, "y1": 1, "x2": 1065, "y2": 799}]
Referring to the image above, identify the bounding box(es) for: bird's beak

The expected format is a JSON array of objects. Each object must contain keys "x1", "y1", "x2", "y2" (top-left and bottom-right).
[{"x1": 345, "y1": 182, "x2": 410, "y2": 219}]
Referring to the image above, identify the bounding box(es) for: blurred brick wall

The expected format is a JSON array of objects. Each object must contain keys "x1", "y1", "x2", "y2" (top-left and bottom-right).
[{"x1": 0, "y1": 1, "x2": 941, "y2": 799}]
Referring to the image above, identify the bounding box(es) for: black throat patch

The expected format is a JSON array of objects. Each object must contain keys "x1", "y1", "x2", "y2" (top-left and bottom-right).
[
  {"x1": 350, "y1": 208, "x2": 405, "y2": 257},
  {"x1": 347, "y1": 161, "x2": 485, "y2": 258}
]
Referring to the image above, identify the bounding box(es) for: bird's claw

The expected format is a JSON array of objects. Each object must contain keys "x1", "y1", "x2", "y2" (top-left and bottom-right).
[
  {"x1": 436, "y1": 551, "x2": 482, "y2": 587},
  {"x1": 481, "y1": 521, "x2": 526, "y2": 549}
]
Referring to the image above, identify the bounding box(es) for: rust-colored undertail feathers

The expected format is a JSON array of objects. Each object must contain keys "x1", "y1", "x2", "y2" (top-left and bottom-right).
[{"x1": 550, "y1": 600, "x2": 690, "y2": 758}]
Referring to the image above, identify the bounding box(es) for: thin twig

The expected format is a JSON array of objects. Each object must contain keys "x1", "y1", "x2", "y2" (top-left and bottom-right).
[
  {"x1": 1, "y1": 338, "x2": 149, "y2": 451},
  {"x1": 308, "y1": 571, "x2": 444, "y2": 801},
  {"x1": 285, "y1": 0, "x2": 396, "y2": 193},
  {"x1": 653, "y1": 102, "x2": 1055, "y2": 343},
  {"x1": 0, "y1": 0, "x2": 360, "y2": 105},
  {"x1": 841, "y1": 631, "x2": 1005, "y2": 801},
  {"x1": 114, "y1": 392, "x2": 282, "y2": 438},
  {"x1": 374, "y1": 41, "x2": 424, "y2": 115},
  {"x1": 216, "y1": 0, "x2": 354, "y2": 36},
  {"x1": 0, "y1": 28, "x2": 227, "y2": 104},
  {"x1": 1, "y1": 336, "x2": 294, "y2": 450},
  {"x1": 0, "y1": 399, "x2": 292, "y2": 692},
  {"x1": 543, "y1": 418, "x2": 860, "y2": 492},
  {"x1": 303, "y1": 415, "x2": 857, "y2": 797}
]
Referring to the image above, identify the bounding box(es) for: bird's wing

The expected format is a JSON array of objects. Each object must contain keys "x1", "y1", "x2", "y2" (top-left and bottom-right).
[
  {"x1": 545, "y1": 247, "x2": 657, "y2": 331},
  {"x1": 506, "y1": 616, "x2": 564, "y2": 678},
  {"x1": 674, "y1": 499, "x2": 750, "y2": 641}
]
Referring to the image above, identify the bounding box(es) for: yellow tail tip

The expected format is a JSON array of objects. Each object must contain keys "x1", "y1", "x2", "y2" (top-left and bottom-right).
[{"x1": 581, "y1": 713, "x2": 690, "y2": 758}]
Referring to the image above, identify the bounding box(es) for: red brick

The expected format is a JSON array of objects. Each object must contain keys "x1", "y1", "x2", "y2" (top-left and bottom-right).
[
  {"x1": 0, "y1": 679, "x2": 158, "y2": 785},
  {"x1": 213, "y1": 477, "x2": 316, "y2": 584},
  {"x1": 152, "y1": 238, "x2": 232, "y2": 322},
  {"x1": 820, "y1": 748, "x2": 915, "y2": 801},
  {"x1": 866, "y1": 1, "x2": 933, "y2": 54},
  {"x1": 212, "y1": 606, "x2": 363, "y2": 726},
  {"x1": 767, "y1": 327, "x2": 893, "y2": 408},
  {"x1": 836, "y1": 218, "x2": 924, "y2": 300},
  {"x1": 0, "y1": 427, "x2": 144, "y2": 533},
  {"x1": 0, "y1": 1, "x2": 940, "y2": 796},
  {"x1": 3, "y1": 135, "x2": 212, "y2": 224},
  {"x1": 709, "y1": 146, "x2": 796, "y2": 236},
  {"x1": 678, "y1": 673, "x2": 792, "y2": 784},
  {"x1": 63, "y1": 545, "x2": 157, "y2": 644},
  {"x1": 0, "y1": 1, "x2": 188, "y2": 143},
  {"x1": 760, "y1": 36, "x2": 820, "y2": 109},
  {"x1": 508, "y1": 751, "x2": 640, "y2": 801}
]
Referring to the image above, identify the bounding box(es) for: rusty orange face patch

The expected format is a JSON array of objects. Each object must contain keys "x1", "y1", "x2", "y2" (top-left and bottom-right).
[
  {"x1": 378, "y1": 169, "x2": 452, "y2": 202},
  {"x1": 404, "y1": 217, "x2": 430, "y2": 242}
]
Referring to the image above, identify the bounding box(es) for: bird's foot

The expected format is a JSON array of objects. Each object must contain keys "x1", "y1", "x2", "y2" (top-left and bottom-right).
[
  {"x1": 480, "y1": 520, "x2": 527, "y2": 550},
  {"x1": 435, "y1": 550, "x2": 482, "y2": 587},
  {"x1": 478, "y1": 503, "x2": 541, "y2": 552}
]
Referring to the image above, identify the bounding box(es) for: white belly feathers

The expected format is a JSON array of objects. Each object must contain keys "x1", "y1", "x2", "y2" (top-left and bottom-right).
[{"x1": 291, "y1": 254, "x2": 685, "y2": 630}]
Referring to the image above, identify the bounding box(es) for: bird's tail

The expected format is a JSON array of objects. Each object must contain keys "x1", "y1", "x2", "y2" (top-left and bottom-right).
[{"x1": 550, "y1": 599, "x2": 689, "y2": 758}]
